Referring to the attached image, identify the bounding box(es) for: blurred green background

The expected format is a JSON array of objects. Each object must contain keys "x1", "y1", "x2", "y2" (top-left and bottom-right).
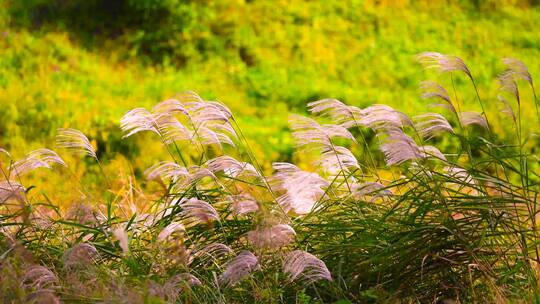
[{"x1": 1, "y1": 0, "x2": 539, "y2": 178}]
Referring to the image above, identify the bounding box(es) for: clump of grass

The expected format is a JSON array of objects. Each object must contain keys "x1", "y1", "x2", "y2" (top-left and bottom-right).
[{"x1": 1, "y1": 53, "x2": 539, "y2": 303}]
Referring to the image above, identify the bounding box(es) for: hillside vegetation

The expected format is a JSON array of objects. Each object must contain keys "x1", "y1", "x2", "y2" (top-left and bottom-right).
[{"x1": 1, "y1": 1, "x2": 540, "y2": 303}]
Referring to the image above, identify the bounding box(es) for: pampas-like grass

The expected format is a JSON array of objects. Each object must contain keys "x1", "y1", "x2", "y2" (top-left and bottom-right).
[
  {"x1": 282, "y1": 250, "x2": 332, "y2": 284},
  {"x1": 56, "y1": 128, "x2": 97, "y2": 160},
  {"x1": 2, "y1": 53, "x2": 539, "y2": 303},
  {"x1": 219, "y1": 250, "x2": 259, "y2": 287},
  {"x1": 9, "y1": 148, "x2": 65, "y2": 178}
]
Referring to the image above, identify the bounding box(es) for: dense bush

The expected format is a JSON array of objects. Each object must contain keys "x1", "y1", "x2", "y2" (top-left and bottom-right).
[{"x1": 7, "y1": 0, "x2": 231, "y2": 64}]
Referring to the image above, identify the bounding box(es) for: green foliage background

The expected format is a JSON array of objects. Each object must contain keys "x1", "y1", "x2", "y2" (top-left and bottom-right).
[{"x1": 1, "y1": 0, "x2": 540, "y2": 174}]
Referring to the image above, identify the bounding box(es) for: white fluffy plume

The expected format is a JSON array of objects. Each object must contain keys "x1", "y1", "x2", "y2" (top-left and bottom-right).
[
  {"x1": 56, "y1": 128, "x2": 97, "y2": 159},
  {"x1": 272, "y1": 163, "x2": 329, "y2": 215},
  {"x1": 413, "y1": 113, "x2": 454, "y2": 140},
  {"x1": 289, "y1": 114, "x2": 355, "y2": 149},
  {"x1": 10, "y1": 148, "x2": 66, "y2": 178},
  {"x1": 179, "y1": 198, "x2": 220, "y2": 225},
  {"x1": 0, "y1": 180, "x2": 25, "y2": 203},
  {"x1": 246, "y1": 224, "x2": 296, "y2": 249},
  {"x1": 219, "y1": 250, "x2": 259, "y2": 287},
  {"x1": 282, "y1": 250, "x2": 332, "y2": 284}
]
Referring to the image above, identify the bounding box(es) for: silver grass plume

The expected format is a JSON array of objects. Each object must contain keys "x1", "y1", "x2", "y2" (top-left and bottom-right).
[
  {"x1": 120, "y1": 108, "x2": 160, "y2": 138},
  {"x1": 63, "y1": 243, "x2": 99, "y2": 270},
  {"x1": 179, "y1": 197, "x2": 220, "y2": 225},
  {"x1": 497, "y1": 95, "x2": 516, "y2": 123},
  {"x1": 10, "y1": 148, "x2": 66, "y2": 178},
  {"x1": 145, "y1": 161, "x2": 189, "y2": 181},
  {"x1": 458, "y1": 111, "x2": 489, "y2": 130},
  {"x1": 420, "y1": 81, "x2": 454, "y2": 111},
  {"x1": 444, "y1": 166, "x2": 476, "y2": 185},
  {"x1": 502, "y1": 57, "x2": 533, "y2": 85},
  {"x1": 0, "y1": 180, "x2": 25, "y2": 203},
  {"x1": 26, "y1": 290, "x2": 60, "y2": 304},
  {"x1": 307, "y1": 98, "x2": 363, "y2": 128},
  {"x1": 56, "y1": 128, "x2": 97, "y2": 160},
  {"x1": 316, "y1": 146, "x2": 359, "y2": 173},
  {"x1": 167, "y1": 166, "x2": 216, "y2": 193},
  {"x1": 122, "y1": 91, "x2": 237, "y2": 148},
  {"x1": 289, "y1": 114, "x2": 355, "y2": 149},
  {"x1": 417, "y1": 52, "x2": 472, "y2": 78},
  {"x1": 158, "y1": 222, "x2": 186, "y2": 241},
  {"x1": 152, "y1": 98, "x2": 189, "y2": 116},
  {"x1": 192, "y1": 243, "x2": 233, "y2": 265},
  {"x1": 112, "y1": 226, "x2": 129, "y2": 255},
  {"x1": 272, "y1": 162, "x2": 329, "y2": 215},
  {"x1": 22, "y1": 265, "x2": 59, "y2": 290},
  {"x1": 413, "y1": 113, "x2": 454, "y2": 140},
  {"x1": 246, "y1": 224, "x2": 296, "y2": 249},
  {"x1": 359, "y1": 104, "x2": 412, "y2": 131},
  {"x1": 206, "y1": 156, "x2": 261, "y2": 179},
  {"x1": 378, "y1": 129, "x2": 423, "y2": 166},
  {"x1": 282, "y1": 250, "x2": 332, "y2": 284},
  {"x1": 120, "y1": 108, "x2": 192, "y2": 144},
  {"x1": 151, "y1": 273, "x2": 202, "y2": 302},
  {"x1": 164, "y1": 273, "x2": 202, "y2": 290},
  {"x1": 498, "y1": 70, "x2": 519, "y2": 102},
  {"x1": 154, "y1": 113, "x2": 193, "y2": 144},
  {"x1": 420, "y1": 145, "x2": 447, "y2": 161},
  {"x1": 226, "y1": 193, "x2": 259, "y2": 215},
  {"x1": 182, "y1": 93, "x2": 237, "y2": 147},
  {"x1": 219, "y1": 250, "x2": 259, "y2": 287},
  {"x1": 351, "y1": 181, "x2": 393, "y2": 202},
  {"x1": 316, "y1": 146, "x2": 359, "y2": 187}
]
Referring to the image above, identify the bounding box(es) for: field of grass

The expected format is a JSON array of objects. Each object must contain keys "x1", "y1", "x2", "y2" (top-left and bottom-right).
[{"x1": 1, "y1": 1, "x2": 540, "y2": 303}]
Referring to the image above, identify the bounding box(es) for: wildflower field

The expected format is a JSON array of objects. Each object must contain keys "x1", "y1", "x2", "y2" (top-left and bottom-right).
[{"x1": 1, "y1": 1, "x2": 540, "y2": 303}]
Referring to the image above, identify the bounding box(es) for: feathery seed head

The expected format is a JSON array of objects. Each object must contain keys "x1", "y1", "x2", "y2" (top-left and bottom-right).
[
  {"x1": 503, "y1": 57, "x2": 533, "y2": 85},
  {"x1": 206, "y1": 156, "x2": 260, "y2": 179},
  {"x1": 272, "y1": 162, "x2": 329, "y2": 214},
  {"x1": 0, "y1": 180, "x2": 25, "y2": 203},
  {"x1": 179, "y1": 197, "x2": 220, "y2": 225},
  {"x1": 497, "y1": 95, "x2": 516, "y2": 122},
  {"x1": 246, "y1": 224, "x2": 296, "y2": 249},
  {"x1": 420, "y1": 81, "x2": 453, "y2": 106},
  {"x1": 417, "y1": 52, "x2": 472, "y2": 78},
  {"x1": 351, "y1": 182, "x2": 393, "y2": 202},
  {"x1": 413, "y1": 113, "x2": 454, "y2": 140},
  {"x1": 10, "y1": 148, "x2": 66, "y2": 178},
  {"x1": 56, "y1": 128, "x2": 97, "y2": 160},
  {"x1": 282, "y1": 250, "x2": 332, "y2": 284},
  {"x1": 378, "y1": 129, "x2": 423, "y2": 166},
  {"x1": 120, "y1": 108, "x2": 159, "y2": 138},
  {"x1": 289, "y1": 114, "x2": 356, "y2": 149},
  {"x1": 498, "y1": 70, "x2": 519, "y2": 102},
  {"x1": 307, "y1": 99, "x2": 363, "y2": 128},
  {"x1": 22, "y1": 265, "x2": 58, "y2": 290},
  {"x1": 316, "y1": 146, "x2": 359, "y2": 178},
  {"x1": 420, "y1": 145, "x2": 447, "y2": 161},
  {"x1": 112, "y1": 226, "x2": 129, "y2": 255},
  {"x1": 145, "y1": 161, "x2": 189, "y2": 181},
  {"x1": 192, "y1": 243, "x2": 233, "y2": 265},
  {"x1": 63, "y1": 243, "x2": 99, "y2": 270},
  {"x1": 219, "y1": 250, "x2": 259, "y2": 287},
  {"x1": 152, "y1": 99, "x2": 189, "y2": 116},
  {"x1": 458, "y1": 111, "x2": 489, "y2": 130},
  {"x1": 359, "y1": 104, "x2": 411, "y2": 131},
  {"x1": 158, "y1": 222, "x2": 186, "y2": 241},
  {"x1": 227, "y1": 193, "x2": 259, "y2": 215}
]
